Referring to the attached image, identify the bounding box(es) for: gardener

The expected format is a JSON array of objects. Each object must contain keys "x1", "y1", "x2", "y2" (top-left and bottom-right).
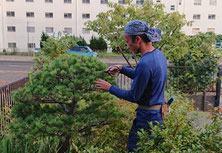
[{"x1": 95, "y1": 20, "x2": 167, "y2": 152}]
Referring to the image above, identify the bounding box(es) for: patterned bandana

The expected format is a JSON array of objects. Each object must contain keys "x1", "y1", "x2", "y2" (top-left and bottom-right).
[{"x1": 124, "y1": 20, "x2": 161, "y2": 42}]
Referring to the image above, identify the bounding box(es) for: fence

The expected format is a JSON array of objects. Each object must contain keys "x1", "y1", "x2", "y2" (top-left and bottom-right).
[
  {"x1": 0, "y1": 77, "x2": 28, "y2": 134},
  {"x1": 115, "y1": 66, "x2": 221, "y2": 110}
]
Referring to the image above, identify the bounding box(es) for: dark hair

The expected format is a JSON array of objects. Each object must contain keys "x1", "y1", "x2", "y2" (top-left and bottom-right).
[{"x1": 130, "y1": 34, "x2": 150, "y2": 43}]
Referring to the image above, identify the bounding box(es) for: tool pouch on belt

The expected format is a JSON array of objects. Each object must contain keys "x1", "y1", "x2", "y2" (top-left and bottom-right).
[{"x1": 161, "y1": 104, "x2": 169, "y2": 120}]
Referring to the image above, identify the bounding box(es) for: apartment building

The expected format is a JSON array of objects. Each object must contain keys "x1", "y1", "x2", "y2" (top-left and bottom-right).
[{"x1": 0, "y1": 0, "x2": 221, "y2": 52}]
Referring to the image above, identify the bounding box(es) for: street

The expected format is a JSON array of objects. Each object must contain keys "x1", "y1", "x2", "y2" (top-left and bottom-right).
[
  {"x1": 0, "y1": 56, "x2": 136, "y2": 86},
  {"x1": 0, "y1": 61, "x2": 34, "y2": 85}
]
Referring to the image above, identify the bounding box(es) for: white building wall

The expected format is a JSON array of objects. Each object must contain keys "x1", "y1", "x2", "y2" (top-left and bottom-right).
[
  {"x1": 179, "y1": 0, "x2": 222, "y2": 35},
  {"x1": 0, "y1": 0, "x2": 222, "y2": 52},
  {"x1": 0, "y1": 0, "x2": 4, "y2": 51}
]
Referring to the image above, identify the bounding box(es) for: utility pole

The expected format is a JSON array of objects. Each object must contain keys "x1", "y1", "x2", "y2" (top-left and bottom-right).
[
  {"x1": 27, "y1": 21, "x2": 30, "y2": 55},
  {"x1": 1, "y1": 2, "x2": 5, "y2": 51}
]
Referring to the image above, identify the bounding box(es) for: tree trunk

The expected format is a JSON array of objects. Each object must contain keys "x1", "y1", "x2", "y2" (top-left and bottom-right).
[
  {"x1": 57, "y1": 135, "x2": 71, "y2": 153},
  {"x1": 57, "y1": 98, "x2": 77, "y2": 153}
]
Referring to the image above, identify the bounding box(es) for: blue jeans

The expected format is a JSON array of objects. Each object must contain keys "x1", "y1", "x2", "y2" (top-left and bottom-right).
[{"x1": 127, "y1": 109, "x2": 162, "y2": 152}]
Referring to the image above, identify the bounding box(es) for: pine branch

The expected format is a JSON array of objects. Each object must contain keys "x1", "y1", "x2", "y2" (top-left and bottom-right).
[{"x1": 78, "y1": 121, "x2": 107, "y2": 133}]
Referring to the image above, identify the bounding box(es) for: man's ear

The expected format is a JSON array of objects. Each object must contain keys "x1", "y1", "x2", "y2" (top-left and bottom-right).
[{"x1": 135, "y1": 36, "x2": 141, "y2": 43}]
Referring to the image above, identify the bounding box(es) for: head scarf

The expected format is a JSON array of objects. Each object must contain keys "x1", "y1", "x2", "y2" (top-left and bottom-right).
[{"x1": 124, "y1": 20, "x2": 161, "y2": 42}]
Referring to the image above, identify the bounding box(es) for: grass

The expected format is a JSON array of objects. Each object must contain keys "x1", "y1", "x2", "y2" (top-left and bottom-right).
[
  {"x1": 0, "y1": 51, "x2": 37, "y2": 56},
  {"x1": 98, "y1": 52, "x2": 122, "y2": 57},
  {"x1": 0, "y1": 51, "x2": 124, "y2": 58}
]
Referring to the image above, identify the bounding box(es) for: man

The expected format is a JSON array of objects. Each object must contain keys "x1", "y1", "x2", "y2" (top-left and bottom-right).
[{"x1": 95, "y1": 20, "x2": 167, "y2": 152}]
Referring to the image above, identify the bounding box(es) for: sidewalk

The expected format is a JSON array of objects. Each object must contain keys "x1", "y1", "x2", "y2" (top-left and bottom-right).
[{"x1": 0, "y1": 55, "x2": 35, "y2": 62}]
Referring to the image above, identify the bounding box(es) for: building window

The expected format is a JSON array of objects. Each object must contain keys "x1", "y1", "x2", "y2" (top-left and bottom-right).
[
  {"x1": 27, "y1": 43, "x2": 36, "y2": 48},
  {"x1": 156, "y1": 0, "x2": 161, "y2": 2},
  {"x1": 64, "y1": 0, "x2": 72, "y2": 3},
  {"x1": 192, "y1": 28, "x2": 200, "y2": 34},
  {"x1": 170, "y1": 5, "x2": 175, "y2": 10},
  {"x1": 118, "y1": 0, "x2": 125, "y2": 4},
  {"x1": 8, "y1": 43, "x2": 16, "y2": 48},
  {"x1": 27, "y1": 26, "x2": 35, "y2": 32},
  {"x1": 7, "y1": 26, "x2": 16, "y2": 32},
  {"x1": 207, "y1": 28, "x2": 215, "y2": 32},
  {"x1": 64, "y1": 13, "x2": 72, "y2": 19},
  {"x1": 208, "y1": 14, "x2": 216, "y2": 19},
  {"x1": 101, "y1": 0, "x2": 108, "y2": 4},
  {"x1": 209, "y1": 0, "x2": 217, "y2": 6},
  {"x1": 193, "y1": 14, "x2": 201, "y2": 20},
  {"x1": 46, "y1": 27, "x2": 54, "y2": 33},
  {"x1": 82, "y1": 13, "x2": 90, "y2": 19},
  {"x1": 26, "y1": 0, "x2": 34, "y2": 2},
  {"x1": 26, "y1": 12, "x2": 34, "y2": 18},
  {"x1": 194, "y1": 0, "x2": 201, "y2": 5},
  {"x1": 82, "y1": 0, "x2": 90, "y2": 3},
  {"x1": 64, "y1": 27, "x2": 72, "y2": 34},
  {"x1": 136, "y1": 0, "x2": 144, "y2": 4},
  {"x1": 45, "y1": 12, "x2": 53, "y2": 18},
  {"x1": 6, "y1": 0, "x2": 14, "y2": 2},
  {"x1": 82, "y1": 28, "x2": 90, "y2": 34},
  {"x1": 7, "y1": 11, "x2": 15, "y2": 17},
  {"x1": 45, "y1": 0, "x2": 53, "y2": 3},
  {"x1": 179, "y1": 0, "x2": 182, "y2": 5}
]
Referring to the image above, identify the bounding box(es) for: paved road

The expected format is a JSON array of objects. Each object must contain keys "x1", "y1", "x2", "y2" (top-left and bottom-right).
[
  {"x1": 0, "y1": 61, "x2": 34, "y2": 85},
  {"x1": 0, "y1": 55, "x2": 136, "y2": 86}
]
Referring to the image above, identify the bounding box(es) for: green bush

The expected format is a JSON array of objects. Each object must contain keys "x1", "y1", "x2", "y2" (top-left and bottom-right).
[
  {"x1": 136, "y1": 87, "x2": 222, "y2": 153},
  {"x1": 10, "y1": 53, "x2": 123, "y2": 152},
  {"x1": 77, "y1": 36, "x2": 88, "y2": 46},
  {"x1": 7, "y1": 34, "x2": 124, "y2": 153},
  {"x1": 40, "y1": 32, "x2": 49, "y2": 49},
  {"x1": 89, "y1": 36, "x2": 107, "y2": 52},
  {"x1": 169, "y1": 32, "x2": 221, "y2": 92}
]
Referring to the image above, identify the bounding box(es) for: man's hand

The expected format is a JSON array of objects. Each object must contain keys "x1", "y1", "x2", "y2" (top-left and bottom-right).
[
  {"x1": 106, "y1": 65, "x2": 123, "y2": 76},
  {"x1": 95, "y1": 79, "x2": 111, "y2": 91}
]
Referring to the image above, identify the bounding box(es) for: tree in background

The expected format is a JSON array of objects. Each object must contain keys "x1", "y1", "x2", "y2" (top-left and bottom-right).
[
  {"x1": 77, "y1": 36, "x2": 88, "y2": 46},
  {"x1": 89, "y1": 36, "x2": 107, "y2": 52},
  {"x1": 86, "y1": 0, "x2": 221, "y2": 92},
  {"x1": 216, "y1": 34, "x2": 222, "y2": 43},
  {"x1": 40, "y1": 32, "x2": 49, "y2": 49},
  {"x1": 168, "y1": 32, "x2": 221, "y2": 92},
  {"x1": 86, "y1": 0, "x2": 191, "y2": 61}
]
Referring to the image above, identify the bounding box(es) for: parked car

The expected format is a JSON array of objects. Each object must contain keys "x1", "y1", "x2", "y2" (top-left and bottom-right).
[{"x1": 68, "y1": 46, "x2": 98, "y2": 57}]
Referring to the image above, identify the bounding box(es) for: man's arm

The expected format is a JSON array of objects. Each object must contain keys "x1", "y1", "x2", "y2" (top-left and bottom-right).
[
  {"x1": 96, "y1": 63, "x2": 150, "y2": 102},
  {"x1": 107, "y1": 65, "x2": 135, "y2": 79},
  {"x1": 120, "y1": 66, "x2": 135, "y2": 79}
]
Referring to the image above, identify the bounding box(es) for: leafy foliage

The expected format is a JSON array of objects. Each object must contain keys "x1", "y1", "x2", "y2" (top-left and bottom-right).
[
  {"x1": 86, "y1": 0, "x2": 221, "y2": 92},
  {"x1": 8, "y1": 34, "x2": 125, "y2": 152},
  {"x1": 40, "y1": 32, "x2": 49, "y2": 49},
  {"x1": 89, "y1": 36, "x2": 108, "y2": 52},
  {"x1": 10, "y1": 53, "x2": 119, "y2": 140},
  {"x1": 168, "y1": 32, "x2": 221, "y2": 92},
  {"x1": 86, "y1": 0, "x2": 191, "y2": 58},
  {"x1": 136, "y1": 87, "x2": 222, "y2": 153},
  {"x1": 216, "y1": 34, "x2": 222, "y2": 42},
  {"x1": 77, "y1": 36, "x2": 88, "y2": 46},
  {"x1": 39, "y1": 34, "x2": 79, "y2": 58}
]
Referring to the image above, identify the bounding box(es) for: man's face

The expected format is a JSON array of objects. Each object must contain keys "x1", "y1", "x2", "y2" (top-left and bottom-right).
[{"x1": 124, "y1": 34, "x2": 140, "y2": 54}]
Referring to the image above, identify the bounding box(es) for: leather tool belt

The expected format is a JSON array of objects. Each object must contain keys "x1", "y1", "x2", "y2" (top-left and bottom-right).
[
  {"x1": 138, "y1": 104, "x2": 169, "y2": 120},
  {"x1": 138, "y1": 104, "x2": 161, "y2": 110}
]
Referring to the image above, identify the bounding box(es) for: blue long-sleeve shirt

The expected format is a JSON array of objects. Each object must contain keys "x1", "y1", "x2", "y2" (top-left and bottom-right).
[{"x1": 109, "y1": 49, "x2": 167, "y2": 106}]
